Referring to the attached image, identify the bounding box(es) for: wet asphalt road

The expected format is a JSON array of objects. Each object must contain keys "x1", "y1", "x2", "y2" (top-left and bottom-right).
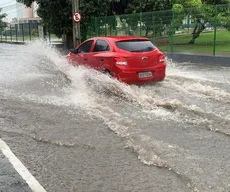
[
  {"x1": 1, "y1": 42, "x2": 230, "y2": 192},
  {"x1": 0, "y1": 151, "x2": 31, "y2": 192}
]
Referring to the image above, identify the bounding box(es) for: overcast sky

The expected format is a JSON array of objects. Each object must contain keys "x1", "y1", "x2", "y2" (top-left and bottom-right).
[{"x1": 0, "y1": 0, "x2": 17, "y2": 21}]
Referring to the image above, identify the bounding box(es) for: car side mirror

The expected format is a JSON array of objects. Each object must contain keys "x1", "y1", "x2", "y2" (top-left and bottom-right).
[{"x1": 70, "y1": 49, "x2": 78, "y2": 54}]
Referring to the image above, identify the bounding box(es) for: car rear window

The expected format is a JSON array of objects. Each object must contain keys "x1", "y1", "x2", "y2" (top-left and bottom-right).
[{"x1": 115, "y1": 40, "x2": 155, "y2": 52}]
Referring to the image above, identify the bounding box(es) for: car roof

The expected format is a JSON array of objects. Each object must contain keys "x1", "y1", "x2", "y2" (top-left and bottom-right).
[{"x1": 89, "y1": 36, "x2": 149, "y2": 42}]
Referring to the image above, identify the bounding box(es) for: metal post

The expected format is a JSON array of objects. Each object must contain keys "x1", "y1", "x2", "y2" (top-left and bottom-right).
[
  {"x1": 15, "y1": 24, "x2": 18, "y2": 42},
  {"x1": 94, "y1": 17, "x2": 97, "y2": 36},
  {"x1": 5, "y1": 27, "x2": 7, "y2": 41},
  {"x1": 37, "y1": 23, "x2": 39, "y2": 38},
  {"x1": 187, "y1": 13, "x2": 190, "y2": 33},
  {"x1": 29, "y1": 22, "x2": 31, "y2": 41},
  {"x1": 152, "y1": 13, "x2": 155, "y2": 39},
  {"x1": 213, "y1": 5, "x2": 217, "y2": 56},
  {"x1": 94, "y1": 17, "x2": 96, "y2": 36},
  {"x1": 22, "y1": 24, "x2": 25, "y2": 42},
  {"x1": 104, "y1": 16, "x2": 107, "y2": 36},
  {"x1": 48, "y1": 31, "x2": 51, "y2": 44},
  {"x1": 0, "y1": 23, "x2": 1, "y2": 42},
  {"x1": 10, "y1": 25, "x2": 12, "y2": 42},
  {"x1": 110, "y1": 20, "x2": 112, "y2": 36},
  {"x1": 72, "y1": 0, "x2": 81, "y2": 47},
  {"x1": 98, "y1": 19, "x2": 101, "y2": 36},
  {"x1": 115, "y1": 16, "x2": 118, "y2": 36},
  {"x1": 140, "y1": 12, "x2": 142, "y2": 36},
  {"x1": 170, "y1": 9, "x2": 175, "y2": 52},
  {"x1": 43, "y1": 26, "x2": 47, "y2": 41}
]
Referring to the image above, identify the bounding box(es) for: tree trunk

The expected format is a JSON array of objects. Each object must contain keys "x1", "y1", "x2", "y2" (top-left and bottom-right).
[
  {"x1": 145, "y1": 29, "x2": 148, "y2": 37},
  {"x1": 64, "y1": 30, "x2": 73, "y2": 49},
  {"x1": 188, "y1": 21, "x2": 205, "y2": 44}
]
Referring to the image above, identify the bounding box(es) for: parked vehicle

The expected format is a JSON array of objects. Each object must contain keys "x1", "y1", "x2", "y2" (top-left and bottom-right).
[{"x1": 67, "y1": 36, "x2": 166, "y2": 84}]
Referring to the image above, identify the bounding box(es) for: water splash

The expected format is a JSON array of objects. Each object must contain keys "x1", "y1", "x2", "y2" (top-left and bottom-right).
[{"x1": 1, "y1": 41, "x2": 230, "y2": 192}]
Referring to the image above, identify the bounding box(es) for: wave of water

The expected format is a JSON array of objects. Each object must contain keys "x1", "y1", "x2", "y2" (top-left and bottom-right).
[{"x1": 1, "y1": 41, "x2": 230, "y2": 192}]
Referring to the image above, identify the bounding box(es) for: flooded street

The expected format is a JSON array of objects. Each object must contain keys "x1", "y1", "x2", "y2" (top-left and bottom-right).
[{"x1": 1, "y1": 42, "x2": 230, "y2": 192}]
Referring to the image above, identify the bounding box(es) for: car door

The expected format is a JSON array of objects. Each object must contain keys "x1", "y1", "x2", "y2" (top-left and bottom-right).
[
  {"x1": 88, "y1": 39, "x2": 111, "y2": 71},
  {"x1": 71, "y1": 40, "x2": 94, "y2": 66}
]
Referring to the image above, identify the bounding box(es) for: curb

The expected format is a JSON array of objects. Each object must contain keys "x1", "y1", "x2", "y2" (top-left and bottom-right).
[
  {"x1": 0, "y1": 41, "x2": 26, "y2": 45},
  {"x1": 164, "y1": 52, "x2": 230, "y2": 66}
]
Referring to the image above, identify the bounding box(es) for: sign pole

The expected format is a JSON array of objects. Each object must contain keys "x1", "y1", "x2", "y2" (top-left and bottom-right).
[{"x1": 72, "y1": 0, "x2": 81, "y2": 47}]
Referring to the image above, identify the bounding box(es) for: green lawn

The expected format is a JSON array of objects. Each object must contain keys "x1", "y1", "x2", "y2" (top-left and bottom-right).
[
  {"x1": 154, "y1": 29, "x2": 230, "y2": 56},
  {"x1": 89, "y1": 28, "x2": 230, "y2": 56}
]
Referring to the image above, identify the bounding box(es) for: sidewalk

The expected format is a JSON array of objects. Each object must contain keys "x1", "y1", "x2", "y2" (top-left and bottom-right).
[{"x1": 0, "y1": 151, "x2": 31, "y2": 192}]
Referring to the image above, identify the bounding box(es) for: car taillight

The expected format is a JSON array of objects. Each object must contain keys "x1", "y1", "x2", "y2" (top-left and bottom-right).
[
  {"x1": 159, "y1": 55, "x2": 166, "y2": 63},
  {"x1": 115, "y1": 58, "x2": 128, "y2": 66}
]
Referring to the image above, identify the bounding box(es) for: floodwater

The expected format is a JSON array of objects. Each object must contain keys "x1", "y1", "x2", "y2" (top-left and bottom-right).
[{"x1": 0, "y1": 42, "x2": 230, "y2": 192}]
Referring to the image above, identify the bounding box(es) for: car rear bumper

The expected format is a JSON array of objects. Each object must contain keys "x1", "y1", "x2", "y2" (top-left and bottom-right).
[{"x1": 115, "y1": 64, "x2": 166, "y2": 85}]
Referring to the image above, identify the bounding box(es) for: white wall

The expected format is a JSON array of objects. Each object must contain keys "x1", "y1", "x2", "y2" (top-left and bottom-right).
[{"x1": 16, "y1": 2, "x2": 34, "y2": 19}]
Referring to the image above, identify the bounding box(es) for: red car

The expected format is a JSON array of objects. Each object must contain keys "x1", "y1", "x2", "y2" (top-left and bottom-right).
[{"x1": 67, "y1": 36, "x2": 166, "y2": 84}]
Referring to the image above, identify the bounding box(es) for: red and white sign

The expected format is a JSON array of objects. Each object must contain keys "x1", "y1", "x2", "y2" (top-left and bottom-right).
[{"x1": 72, "y1": 12, "x2": 81, "y2": 23}]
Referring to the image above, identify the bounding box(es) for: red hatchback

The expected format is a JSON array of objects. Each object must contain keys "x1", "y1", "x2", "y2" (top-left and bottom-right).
[{"x1": 67, "y1": 36, "x2": 166, "y2": 84}]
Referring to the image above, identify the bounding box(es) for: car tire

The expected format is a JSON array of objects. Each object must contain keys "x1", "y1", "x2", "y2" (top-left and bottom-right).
[{"x1": 103, "y1": 70, "x2": 113, "y2": 78}]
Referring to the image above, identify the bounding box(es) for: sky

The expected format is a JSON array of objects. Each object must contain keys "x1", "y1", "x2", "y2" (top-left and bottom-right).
[{"x1": 0, "y1": 0, "x2": 18, "y2": 22}]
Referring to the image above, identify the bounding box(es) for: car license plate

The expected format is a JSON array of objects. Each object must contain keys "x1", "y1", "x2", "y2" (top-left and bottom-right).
[{"x1": 138, "y1": 71, "x2": 152, "y2": 78}]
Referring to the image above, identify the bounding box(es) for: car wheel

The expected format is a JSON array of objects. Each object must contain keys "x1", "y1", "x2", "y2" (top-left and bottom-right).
[{"x1": 103, "y1": 70, "x2": 113, "y2": 78}]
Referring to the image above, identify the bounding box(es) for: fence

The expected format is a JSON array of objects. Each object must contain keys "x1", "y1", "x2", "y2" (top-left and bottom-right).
[
  {"x1": 87, "y1": 4, "x2": 230, "y2": 57},
  {"x1": 0, "y1": 22, "x2": 62, "y2": 44}
]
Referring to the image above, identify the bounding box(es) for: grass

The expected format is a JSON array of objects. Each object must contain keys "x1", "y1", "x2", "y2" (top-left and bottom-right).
[
  {"x1": 89, "y1": 28, "x2": 230, "y2": 56},
  {"x1": 154, "y1": 29, "x2": 230, "y2": 56}
]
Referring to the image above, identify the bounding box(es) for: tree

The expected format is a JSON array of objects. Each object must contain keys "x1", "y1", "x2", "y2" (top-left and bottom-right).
[
  {"x1": 173, "y1": 0, "x2": 230, "y2": 44},
  {"x1": 16, "y1": 0, "x2": 117, "y2": 48},
  {"x1": 79, "y1": 0, "x2": 115, "y2": 41},
  {"x1": 11, "y1": 17, "x2": 18, "y2": 23},
  {"x1": 0, "y1": 9, "x2": 7, "y2": 33},
  {"x1": 125, "y1": 0, "x2": 172, "y2": 37},
  {"x1": 17, "y1": 0, "x2": 73, "y2": 47}
]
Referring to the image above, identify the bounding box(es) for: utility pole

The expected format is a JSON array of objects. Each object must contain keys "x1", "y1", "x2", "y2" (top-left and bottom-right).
[{"x1": 72, "y1": 0, "x2": 81, "y2": 48}]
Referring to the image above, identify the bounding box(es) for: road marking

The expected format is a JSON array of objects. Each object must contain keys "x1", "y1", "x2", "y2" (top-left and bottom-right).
[{"x1": 0, "y1": 139, "x2": 47, "y2": 192}]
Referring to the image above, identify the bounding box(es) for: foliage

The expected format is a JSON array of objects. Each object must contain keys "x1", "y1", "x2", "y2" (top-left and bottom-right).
[
  {"x1": 124, "y1": 0, "x2": 172, "y2": 37},
  {"x1": 17, "y1": 0, "x2": 72, "y2": 38},
  {"x1": 174, "y1": 0, "x2": 202, "y2": 8},
  {"x1": 16, "y1": 0, "x2": 230, "y2": 46},
  {"x1": 126, "y1": 0, "x2": 172, "y2": 13},
  {"x1": 172, "y1": 4, "x2": 186, "y2": 30},
  {"x1": 202, "y1": 0, "x2": 230, "y2": 4},
  {"x1": 11, "y1": 18, "x2": 18, "y2": 23},
  {"x1": 0, "y1": 10, "x2": 7, "y2": 32},
  {"x1": 173, "y1": 0, "x2": 230, "y2": 43},
  {"x1": 17, "y1": 0, "x2": 116, "y2": 46},
  {"x1": 31, "y1": 29, "x2": 38, "y2": 37},
  {"x1": 79, "y1": 0, "x2": 114, "y2": 40}
]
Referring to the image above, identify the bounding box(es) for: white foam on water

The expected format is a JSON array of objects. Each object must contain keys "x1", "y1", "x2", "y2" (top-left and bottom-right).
[{"x1": 186, "y1": 82, "x2": 230, "y2": 102}]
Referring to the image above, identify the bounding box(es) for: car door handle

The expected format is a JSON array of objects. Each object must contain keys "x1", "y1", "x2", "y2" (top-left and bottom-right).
[
  {"x1": 100, "y1": 58, "x2": 104, "y2": 62},
  {"x1": 84, "y1": 58, "x2": 88, "y2": 61}
]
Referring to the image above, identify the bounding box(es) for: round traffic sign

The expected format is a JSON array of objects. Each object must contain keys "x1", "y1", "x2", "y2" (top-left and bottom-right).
[{"x1": 72, "y1": 12, "x2": 81, "y2": 23}]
